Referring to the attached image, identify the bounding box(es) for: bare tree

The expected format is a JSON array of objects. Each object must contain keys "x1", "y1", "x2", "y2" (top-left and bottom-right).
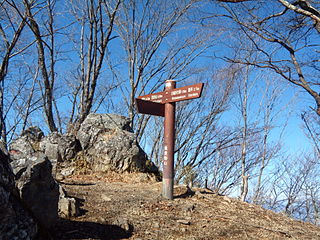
[
  {"x1": 67, "y1": 0, "x2": 121, "y2": 131},
  {"x1": 301, "y1": 111, "x2": 320, "y2": 157},
  {"x1": 0, "y1": 1, "x2": 29, "y2": 144},
  {"x1": 17, "y1": 0, "x2": 59, "y2": 132},
  {"x1": 239, "y1": 64, "x2": 249, "y2": 202},
  {"x1": 216, "y1": 0, "x2": 320, "y2": 117},
  {"x1": 252, "y1": 76, "x2": 292, "y2": 204},
  {"x1": 113, "y1": 0, "x2": 216, "y2": 133}
]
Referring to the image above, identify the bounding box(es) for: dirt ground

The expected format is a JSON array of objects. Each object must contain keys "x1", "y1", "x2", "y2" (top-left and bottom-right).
[{"x1": 50, "y1": 173, "x2": 320, "y2": 240}]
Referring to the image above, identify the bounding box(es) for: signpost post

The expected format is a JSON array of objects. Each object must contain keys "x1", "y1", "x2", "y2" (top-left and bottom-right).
[{"x1": 136, "y1": 80, "x2": 204, "y2": 200}]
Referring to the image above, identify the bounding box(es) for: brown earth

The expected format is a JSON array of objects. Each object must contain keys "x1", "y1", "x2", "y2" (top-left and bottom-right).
[{"x1": 49, "y1": 173, "x2": 320, "y2": 240}]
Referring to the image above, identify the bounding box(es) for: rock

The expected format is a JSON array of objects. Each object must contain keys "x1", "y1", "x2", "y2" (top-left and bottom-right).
[
  {"x1": 177, "y1": 219, "x2": 191, "y2": 225},
  {"x1": 0, "y1": 147, "x2": 38, "y2": 240},
  {"x1": 9, "y1": 137, "x2": 37, "y2": 162},
  {"x1": 101, "y1": 193, "x2": 112, "y2": 202},
  {"x1": 86, "y1": 129, "x2": 147, "y2": 172},
  {"x1": 58, "y1": 186, "x2": 80, "y2": 218},
  {"x1": 113, "y1": 217, "x2": 133, "y2": 232},
  {"x1": 9, "y1": 126, "x2": 45, "y2": 161},
  {"x1": 39, "y1": 132, "x2": 60, "y2": 168},
  {"x1": 12, "y1": 152, "x2": 59, "y2": 228},
  {"x1": 0, "y1": 145, "x2": 15, "y2": 191},
  {"x1": 21, "y1": 126, "x2": 44, "y2": 141},
  {"x1": 40, "y1": 133, "x2": 81, "y2": 175},
  {"x1": 77, "y1": 113, "x2": 132, "y2": 150},
  {"x1": 59, "y1": 167, "x2": 76, "y2": 178},
  {"x1": 58, "y1": 134, "x2": 82, "y2": 161},
  {"x1": 77, "y1": 113, "x2": 158, "y2": 173}
]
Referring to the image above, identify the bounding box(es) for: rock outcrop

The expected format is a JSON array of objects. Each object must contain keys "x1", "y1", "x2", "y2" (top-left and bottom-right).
[
  {"x1": 9, "y1": 127, "x2": 70, "y2": 228},
  {"x1": 77, "y1": 113, "x2": 132, "y2": 149},
  {"x1": 11, "y1": 114, "x2": 159, "y2": 177},
  {"x1": 77, "y1": 113, "x2": 158, "y2": 173},
  {"x1": 0, "y1": 141, "x2": 38, "y2": 240},
  {"x1": 40, "y1": 133, "x2": 81, "y2": 176},
  {"x1": 9, "y1": 127, "x2": 44, "y2": 162},
  {"x1": 10, "y1": 152, "x2": 60, "y2": 228}
]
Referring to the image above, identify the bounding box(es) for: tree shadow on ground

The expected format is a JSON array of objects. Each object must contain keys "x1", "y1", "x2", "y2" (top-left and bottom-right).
[{"x1": 50, "y1": 219, "x2": 132, "y2": 240}]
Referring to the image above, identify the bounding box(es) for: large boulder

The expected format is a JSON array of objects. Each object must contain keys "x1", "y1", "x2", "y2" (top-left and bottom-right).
[
  {"x1": 9, "y1": 128, "x2": 81, "y2": 226},
  {"x1": 0, "y1": 141, "x2": 38, "y2": 240},
  {"x1": 39, "y1": 133, "x2": 81, "y2": 176},
  {"x1": 77, "y1": 113, "x2": 157, "y2": 173},
  {"x1": 11, "y1": 152, "x2": 60, "y2": 228},
  {"x1": 9, "y1": 127, "x2": 61, "y2": 228},
  {"x1": 77, "y1": 113, "x2": 132, "y2": 149}
]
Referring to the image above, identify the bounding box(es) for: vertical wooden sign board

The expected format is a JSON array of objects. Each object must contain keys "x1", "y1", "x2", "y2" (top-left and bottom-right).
[{"x1": 135, "y1": 80, "x2": 204, "y2": 200}]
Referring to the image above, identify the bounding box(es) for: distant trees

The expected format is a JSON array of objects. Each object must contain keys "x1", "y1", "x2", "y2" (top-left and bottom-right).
[{"x1": 217, "y1": 0, "x2": 320, "y2": 117}]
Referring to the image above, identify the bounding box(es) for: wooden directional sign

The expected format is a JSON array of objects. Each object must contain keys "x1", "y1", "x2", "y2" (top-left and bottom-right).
[
  {"x1": 135, "y1": 80, "x2": 204, "y2": 200},
  {"x1": 135, "y1": 98, "x2": 164, "y2": 117},
  {"x1": 136, "y1": 83, "x2": 203, "y2": 106}
]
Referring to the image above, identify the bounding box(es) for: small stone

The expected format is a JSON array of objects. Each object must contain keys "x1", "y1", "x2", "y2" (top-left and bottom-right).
[
  {"x1": 177, "y1": 219, "x2": 191, "y2": 225},
  {"x1": 60, "y1": 167, "x2": 75, "y2": 177},
  {"x1": 101, "y1": 194, "x2": 112, "y2": 201},
  {"x1": 113, "y1": 217, "x2": 132, "y2": 232},
  {"x1": 97, "y1": 217, "x2": 107, "y2": 224}
]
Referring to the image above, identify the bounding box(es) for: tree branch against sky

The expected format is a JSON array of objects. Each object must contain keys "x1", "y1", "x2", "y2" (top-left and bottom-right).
[
  {"x1": 0, "y1": 1, "x2": 29, "y2": 144},
  {"x1": 111, "y1": 0, "x2": 217, "y2": 139},
  {"x1": 68, "y1": 0, "x2": 121, "y2": 131},
  {"x1": 217, "y1": 0, "x2": 320, "y2": 116}
]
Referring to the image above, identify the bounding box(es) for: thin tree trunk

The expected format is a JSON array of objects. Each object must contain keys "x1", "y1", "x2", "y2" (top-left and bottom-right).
[{"x1": 240, "y1": 66, "x2": 249, "y2": 202}]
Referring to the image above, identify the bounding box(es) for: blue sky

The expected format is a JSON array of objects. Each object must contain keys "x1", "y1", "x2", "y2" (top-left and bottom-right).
[{"x1": 2, "y1": 0, "x2": 317, "y2": 159}]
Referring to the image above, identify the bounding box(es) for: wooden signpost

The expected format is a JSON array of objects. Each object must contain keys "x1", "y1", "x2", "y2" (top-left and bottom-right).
[{"x1": 136, "y1": 80, "x2": 204, "y2": 200}]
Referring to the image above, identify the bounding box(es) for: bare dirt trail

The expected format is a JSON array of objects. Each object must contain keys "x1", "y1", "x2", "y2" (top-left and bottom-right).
[{"x1": 51, "y1": 173, "x2": 320, "y2": 240}]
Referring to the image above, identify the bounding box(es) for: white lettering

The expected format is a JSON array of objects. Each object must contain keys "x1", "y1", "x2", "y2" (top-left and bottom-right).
[
  {"x1": 188, "y1": 93, "x2": 198, "y2": 98},
  {"x1": 188, "y1": 87, "x2": 194, "y2": 92},
  {"x1": 151, "y1": 94, "x2": 163, "y2": 100},
  {"x1": 171, "y1": 90, "x2": 181, "y2": 96},
  {"x1": 171, "y1": 95, "x2": 186, "y2": 100}
]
